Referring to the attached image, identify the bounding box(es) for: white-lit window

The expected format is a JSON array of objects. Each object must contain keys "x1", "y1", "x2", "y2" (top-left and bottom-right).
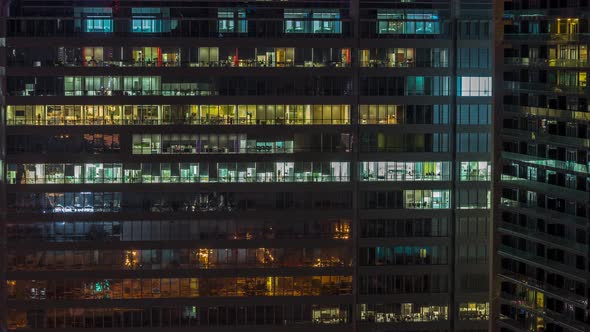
[{"x1": 457, "y1": 77, "x2": 492, "y2": 96}]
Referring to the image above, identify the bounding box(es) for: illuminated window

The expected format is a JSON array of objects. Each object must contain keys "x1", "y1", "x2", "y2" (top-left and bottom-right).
[
  {"x1": 359, "y1": 105, "x2": 402, "y2": 124},
  {"x1": 6, "y1": 104, "x2": 350, "y2": 126},
  {"x1": 10, "y1": 162, "x2": 350, "y2": 184},
  {"x1": 556, "y1": 18, "x2": 578, "y2": 34},
  {"x1": 197, "y1": 47, "x2": 219, "y2": 66},
  {"x1": 458, "y1": 302, "x2": 489, "y2": 320},
  {"x1": 312, "y1": 10, "x2": 341, "y2": 33},
  {"x1": 131, "y1": 8, "x2": 176, "y2": 33},
  {"x1": 74, "y1": 8, "x2": 113, "y2": 33},
  {"x1": 360, "y1": 303, "x2": 448, "y2": 322},
  {"x1": 133, "y1": 8, "x2": 161, "y2": 32},
  {"x1": 377, "y1": 10, "x2": 440, "y2": 34},
  {"x1": 406, "y1": 76, "x2": 451, "y2": 96},
  {"x1": 284, "y1": 9, "x2": 310, "y2": 33},
  {"x1": 359, "y1": 161, "x2": 451, "y2": 181},
  {"x1": 406, "y1": 76, "x2": 425, "y2": 95},
  {"x1": 404, "y1": 190, "x2": 450, "y2": 209},
  {"x1": 457, "y1": 76, "x2": 492, "y2": 96},
  {"x1": 460, "y1": 161, "x2": 491, "y2": 181},
  {"x1": 312, "y1": 306, "x2": 349, "y2": 324},
  {"x1": 218, "y1": 8, "x2": 247, "y2": 33},
  {"x1": 284, "y1": 9, "x2": 341, "y2": 34}
]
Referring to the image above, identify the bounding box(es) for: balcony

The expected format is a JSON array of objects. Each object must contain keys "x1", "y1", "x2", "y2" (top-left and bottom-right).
[
  {"x1": 504, "y1": 104, "x2": 590, "y2": 122},
  {"x1": 503, "y1": 128, "x2": 590, "y2": 149},
  {"x1": 502, "y1": 152, "x2": 589, "y2": 176},
  {"x1": 500, "y1": 198, "x2": 587, "y2": 227},
  {"x1": 499, "y1": 271, "x2": 588, "y2": 306},
  {"x1": 7, "y1": 166, "x2": 352, "y2": 185},
  {"x1": 503, "y1": 81, "x2": 590, "y2": 95},
  {"x1": 497, "y1": 315, "x2": 534, "y2": 332},
  {"x1": 7, "y1": 17, "x2": 353, "y2": 38},
  {"x1": 504, "y1": 57, "x2": 589, "y2": 68},
  {"x1": 11, "y1": 59, "x2": 351, "y2": 69},
  {"x1": 500, "y1": 174, "x2": 587, "y2": 202},
  {"x1": 8, "y1": 87, "x2": 354, "y2": 98},
  {"x1": 499, "y1": 221, "x2": 588, "y2": 254},
  {"x1": 504, "y1": 33, "x2": 580, "y2": 42},
  {"x1": 498, "y1": 245, "x2": 585, "y2": 281},
  {"x1": 6, "y1": 104, "x2": 352, "y2": 127},
  {"x1": 500, "y1": 292, "x2": 586, "y2": 332}
]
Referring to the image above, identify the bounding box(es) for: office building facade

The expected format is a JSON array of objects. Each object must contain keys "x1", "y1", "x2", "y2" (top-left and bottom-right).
[
  {"x1": 1, "y1": 0, "x2": 491, "y2": 331},
  {"x1": 495, "y1": 0, "x2": 590, "y2": 331}
]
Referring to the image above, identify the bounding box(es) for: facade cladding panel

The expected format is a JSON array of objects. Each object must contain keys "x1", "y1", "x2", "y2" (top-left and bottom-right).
[
  {"x1": 494, "y1": 0, "x2": 590, "y2": 331},
  {"x1": 0, "y1": 0, "x2": 490, "y2": 331}
]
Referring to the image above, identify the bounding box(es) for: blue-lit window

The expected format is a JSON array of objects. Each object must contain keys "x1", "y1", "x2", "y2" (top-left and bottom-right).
[
  {"x1": 377, "y1": 10, "x2": 440, "y2": 34},
  {"x1": 74, "y1": 8, "x2": 113, "y2": 33},
  {"x1": 284, "y1": 9, "x2": 310, "y2": 33},
  {"x1": 312, "y1": 10, "x2": 341, "y2": 34},
  {"x1": 433, "y1": 105, "x2": 450, "y2": 124},
  {"x1": 132, "y1": 8, "x2": 170, "y2": 33},
  {"x1": 457, "y1": 104, "x2": 492, "y2": 125},
  {"x1": 86, "y1": 17, "x2": 112, "y2": 32},
  {"x1": 457, "y1": 133, "x2": 491, "y2": 152},
  {"x1": 218, "y1": 9, "x2": 247, "y2": 33},
  {"x1": 284, "y1": 9, "x2": 341, "y2": 34}
]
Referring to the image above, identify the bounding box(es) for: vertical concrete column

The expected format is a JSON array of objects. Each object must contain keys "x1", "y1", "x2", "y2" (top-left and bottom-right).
[{"x1": 349, "y1": 0, "x2": 360, "y2": 331}]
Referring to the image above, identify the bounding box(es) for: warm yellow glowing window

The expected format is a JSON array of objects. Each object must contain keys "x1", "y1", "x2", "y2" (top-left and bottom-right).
[
  {"x1": 419, "y1": 248, "x2": 428, "y2": 258},
  {"x1": 536, "y1": 292, "x2": 545, "y2": 308},
  {"x1": 133, "y1": 47, "x2": 160, "y2": 63},
  {"x1": 579, "y1": 72, "x2": 586, "y2": 87},
  {"x1": 536, "y1": 317, "x2": 545, "y2": 331},
  {"x1": 556, "y1": 18, "x2": 578, "y2": 34}
]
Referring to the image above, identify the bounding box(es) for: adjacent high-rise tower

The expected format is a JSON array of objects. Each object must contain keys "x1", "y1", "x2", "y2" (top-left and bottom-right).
[
  {"x1": 495, "y1": 1, "x2": 590, "y2": 331},
  {"x1": 1, "y1": 1, "x2": 492, "y2": 331}
]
